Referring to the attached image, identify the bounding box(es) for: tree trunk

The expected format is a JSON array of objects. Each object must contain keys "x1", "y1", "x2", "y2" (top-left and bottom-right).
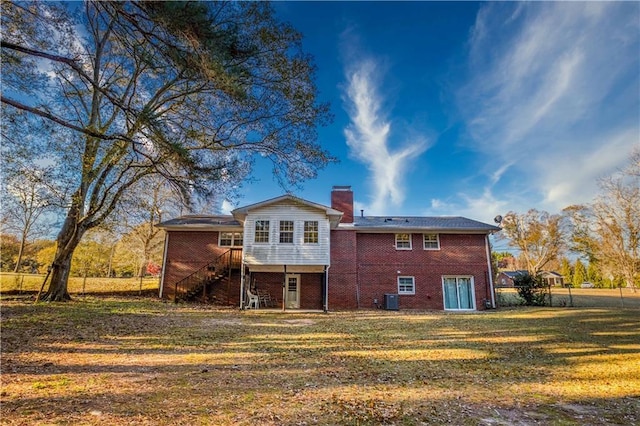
[
  {"x1": 40, "y1": 206, "x2": 86, "y2": 302},
  {"x1": 13, "y1": 232, "x2": 27, "y2": 273},
  {"x1": 137, "y1": 259, "x2": 147, "y2": 278},
  {"x1": 43, "y1": 254, "x2": 73, "y2": 301}
]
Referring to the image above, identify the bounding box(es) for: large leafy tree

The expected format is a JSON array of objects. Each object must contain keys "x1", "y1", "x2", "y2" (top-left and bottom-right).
[
  {"x1": 2, "y1": 1, "x2": 333, "y2": 301},
  {"x1": 565, "y1": 150, "x2": 640, "y2": 291},
  {"x1": 498, "y1": 209, "x2": 566, "y2": 276}
]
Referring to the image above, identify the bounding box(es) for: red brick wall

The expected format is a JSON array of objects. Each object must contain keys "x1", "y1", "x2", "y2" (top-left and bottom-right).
[
  {"x1": 250, "y1": 272, "x2": 283, "y2": 307},
  {"x1": 329, "y1": 231, "x2": 489, "y2": 310},
  {"x1": 251, "y1": 272, "x2": 324, "y2": 310},
  {"x1": 331, "y1": 187, "x2": 353, "y2": 223},
  {"x1": 300, "y1": 273, "x2": 323, "y2": 310},
  {"x1": 162, "y1": 228, "x2": 492, "y2": 311},
  {"x1": 162, "y1": 231, "x2": 228, "y2": 299},
  {"x1": 328, "y1": 229, "x2": 358, "y2": 309},
  {"x1": 208, "y1": 274, "x2": 242, "y2": 306}
]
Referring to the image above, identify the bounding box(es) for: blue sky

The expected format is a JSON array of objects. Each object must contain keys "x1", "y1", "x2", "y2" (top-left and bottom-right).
[{"x1": 226, "y1": 2, "x2": 640, "y2": 225}]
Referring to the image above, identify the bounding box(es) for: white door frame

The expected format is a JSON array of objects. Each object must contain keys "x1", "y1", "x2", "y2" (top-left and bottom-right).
[
  {"x1": 285, "y1": 274, "x2": 301, "y2": 309},
  {"x1": 442, "y1": 276, "x2": 476, "y2": 311}
]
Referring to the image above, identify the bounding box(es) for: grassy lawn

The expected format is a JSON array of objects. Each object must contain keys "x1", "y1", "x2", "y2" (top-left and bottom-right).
[
  {"x1": 1, "y1": 299, "x2": 639, "y2": 425},
  {"x1": 496, "y1": 287, "x2": 640, "y2": 309}
]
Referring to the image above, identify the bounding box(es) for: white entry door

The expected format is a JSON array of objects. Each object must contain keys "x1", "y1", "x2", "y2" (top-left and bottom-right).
[{"x1": 285, "y1": 274, "x2": 300, "y2": 309}]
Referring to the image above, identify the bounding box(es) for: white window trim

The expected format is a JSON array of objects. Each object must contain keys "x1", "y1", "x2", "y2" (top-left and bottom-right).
[
  {"x1": 397, "y1": 276, "x2": 415, "y2": 295},
  {"x1": 303, "y1": 221, "x2": 319, "y2": 244},
  {"x1": 442, "y1": 275, "x2": 476, "y2": 311},
  {"x1": 278, "y1": 220, "x2": 295, "y2": 244},
  {"x1": 423, "y1": 233, "x2": 440, "y2": 250},
  {"x1": 218, "y1": 231, "x2": 243, "y2": 247},
  {"x1": 254, "y1": 220, "x2": 270, "y2": 244},
  {"x1": 395, "y1": 233, "x2": 412, "y2": 250}
]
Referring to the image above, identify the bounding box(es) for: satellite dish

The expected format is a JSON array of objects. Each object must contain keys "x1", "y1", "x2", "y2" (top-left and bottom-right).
[{"x1": 494, "y1": 215, "x2": 503, "y2": 224}]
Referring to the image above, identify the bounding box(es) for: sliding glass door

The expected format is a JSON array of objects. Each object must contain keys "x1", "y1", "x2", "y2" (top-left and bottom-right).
[{"x1": 443, "y1": 276, "x2": 475, "y2": 310}]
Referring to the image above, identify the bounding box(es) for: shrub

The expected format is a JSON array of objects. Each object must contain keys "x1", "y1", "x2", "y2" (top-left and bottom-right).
[{"x1": 514, "y1": 272, "x2": 548, "y2": 306}]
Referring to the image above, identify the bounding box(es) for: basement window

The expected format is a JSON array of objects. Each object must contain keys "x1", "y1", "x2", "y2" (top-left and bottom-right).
[{"x1": 398, "y1": 276, "x2": 415, "y2": 295}]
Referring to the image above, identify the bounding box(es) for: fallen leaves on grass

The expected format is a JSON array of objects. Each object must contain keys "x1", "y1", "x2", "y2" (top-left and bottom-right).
[{"x1": 1, "y1": 299, "x2": 639, "y2": 425}]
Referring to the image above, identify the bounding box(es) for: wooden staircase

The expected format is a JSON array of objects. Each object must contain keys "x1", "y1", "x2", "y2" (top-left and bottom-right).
[{"x1": 173, "y1": 248, "x2": 241, "y2": 304}]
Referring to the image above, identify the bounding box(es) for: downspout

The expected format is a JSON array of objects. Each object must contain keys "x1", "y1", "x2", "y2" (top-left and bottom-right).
[
  {"x1": 159, "y1": 232, "x2": 169, "y2": 299},
  {"x1": 324, "y1": 265, "x2": 330, "y2": 313},
  {"x1": 485, "y1": 234, "x2": 496, "y2": 308}
]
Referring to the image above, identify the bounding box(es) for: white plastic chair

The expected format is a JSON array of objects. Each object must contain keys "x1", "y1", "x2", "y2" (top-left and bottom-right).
[{"x1": 246, "y1": 288, "x2": 259, "y2": 309}]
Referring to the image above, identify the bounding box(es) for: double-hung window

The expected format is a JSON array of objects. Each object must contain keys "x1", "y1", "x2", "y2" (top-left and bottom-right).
[
  {"x1": 219, "y1": 232, "x2": 243, "y2": 247},
  {"x1": 304, "y1": 221, "x2": 318, "y2": 243},
  {"x1": 398, "y1": 276, "x2": 415, "y2": 295},
  {"x1": 279, "y1": 220, "x2": 294, "y2": 243},
  {"x1": 395, "y1": 233, "x2": 412, "y2": 250},
  {"x1": 423, "y1": 234, "x2": 440, "y2": 250},
  {"x1": 254, "y1": 220, "x2": 270, "y2": 243}
]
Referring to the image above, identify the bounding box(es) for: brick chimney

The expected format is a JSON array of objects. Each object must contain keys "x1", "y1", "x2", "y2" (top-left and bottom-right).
[{"x1": 331, "y1": 186, "x2": 353, "y2": 224}]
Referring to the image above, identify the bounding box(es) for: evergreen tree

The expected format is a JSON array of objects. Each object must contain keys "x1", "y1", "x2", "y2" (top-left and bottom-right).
[
  {"x1": 573, "y1": 259, "x2": 588, "y2": 286},
  {"x1": 587, "y1": 262, "x2": 603, "y2": 288},
  {"x1": 560, "y1": 258, "x2": 573, "y2": 287}
]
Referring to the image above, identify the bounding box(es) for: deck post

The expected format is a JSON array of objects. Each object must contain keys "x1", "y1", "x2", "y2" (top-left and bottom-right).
[
  {"x1": 240, "y1": 263, "x2": 245, "y2": 310},
  {"x1": 282, "y1": 265, "x2": 287, "y2": 312},
  {"x1": 324, "y1": 265, "x2": 329, "y2": 313}
]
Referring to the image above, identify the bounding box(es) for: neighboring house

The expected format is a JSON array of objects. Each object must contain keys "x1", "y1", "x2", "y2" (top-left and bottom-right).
[
  {"x1": 540, "y1": 271, "x2": 564, "y2": 287},
  {"x1": 496, "y1": 270, "x2": 565, "y2": 287},
  {"x1": 156, "y1": 186, "x2": 500, "y2": 311},
  {"x1": 496, "y1": 270, "x2": 529, "y2": 287}
]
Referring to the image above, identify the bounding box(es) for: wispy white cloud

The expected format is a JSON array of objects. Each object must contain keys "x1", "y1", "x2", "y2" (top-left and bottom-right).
[
  {"x1": 429, "y1": 188, "x2": 513, "y2": 225},
  {"x1": 220, "y1": 199, "x2": 234, "y2": 215},
  {"x1": 342, "y1": 58, "x2": 429, "y2": 214},
  {"x1": 457, "y1": 1, "x2": 639, "y2": 214}
]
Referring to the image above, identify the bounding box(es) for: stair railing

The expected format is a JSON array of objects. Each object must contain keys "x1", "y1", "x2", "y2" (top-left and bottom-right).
[{"x1": 173, "y1": 248, "x2": 242, "y2": 302}]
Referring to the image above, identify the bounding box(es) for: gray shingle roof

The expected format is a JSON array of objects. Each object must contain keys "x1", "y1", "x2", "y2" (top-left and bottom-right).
[
  {"x1": 501, "y1": 270, "x2": 529, "y2": 278},
  {"x1": 351, "y1": 216, "x2": 500, "y2": 233},
  {"x1": 156, "y1": 213, "x2": 500, "y2": 234},
  {"x1": 156, "y1": 215, "x2": 240, "y2": 228}
]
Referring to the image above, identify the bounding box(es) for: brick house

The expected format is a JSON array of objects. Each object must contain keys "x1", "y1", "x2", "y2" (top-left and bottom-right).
[
  {"x1": 156, "y1": 186, "x2": 500, "y2": 311},
  {"x1": 496, "y1": 270, "x2": 565, "y2": 287}
]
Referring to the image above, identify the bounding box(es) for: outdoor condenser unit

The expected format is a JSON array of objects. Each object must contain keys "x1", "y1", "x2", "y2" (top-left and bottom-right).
[{"x1": 384, "y1": 293, "x2": 399, "y2": 310}]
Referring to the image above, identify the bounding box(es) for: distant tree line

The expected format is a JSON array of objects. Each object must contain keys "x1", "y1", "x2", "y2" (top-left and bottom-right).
[
  {"x1": 495, "y1": 149, "x2": 639, "y2": 291},
  {"x1": 1, "y1": 229, "x2": 162, "y2": 279}
]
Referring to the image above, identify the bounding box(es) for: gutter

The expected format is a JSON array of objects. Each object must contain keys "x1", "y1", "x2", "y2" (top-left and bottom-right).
[
  {"x1": 485, "y1": 235, "x2": 496, "y2": 308},
  {"x1": 159, "y1": 232, "x2": 169, "y2": 299}
]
